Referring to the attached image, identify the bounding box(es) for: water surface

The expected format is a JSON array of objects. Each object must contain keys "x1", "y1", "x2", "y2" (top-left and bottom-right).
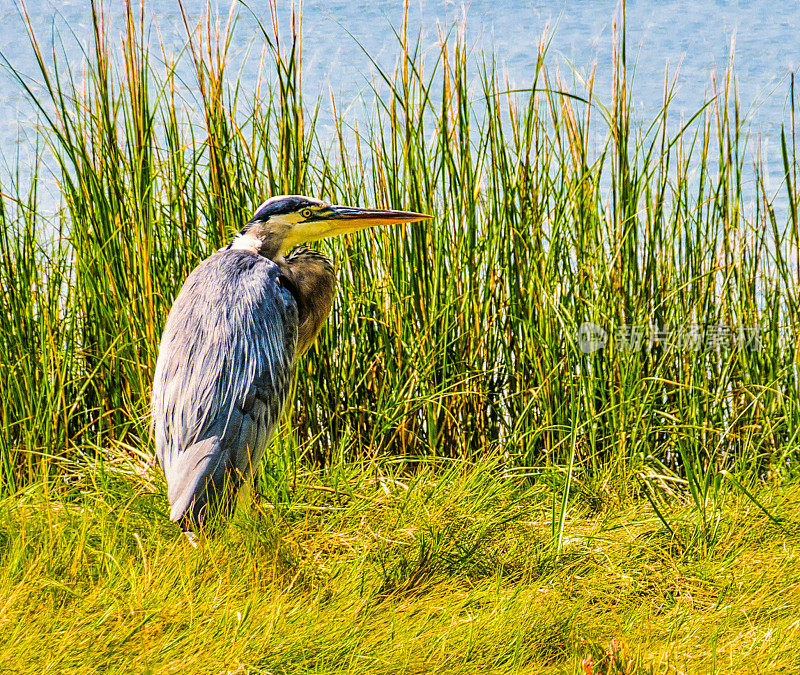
[{"x1": 1, "y1": 1, "x2": 797, "y2": 204}]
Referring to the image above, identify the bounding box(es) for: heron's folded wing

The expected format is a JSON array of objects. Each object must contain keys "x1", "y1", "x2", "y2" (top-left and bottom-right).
[
  {"x1": 152, "y1": 251, "x2": 298, "y2": 519},
  {"x1": 167, "y1": 436, "x2": 224, "y2": 522}
]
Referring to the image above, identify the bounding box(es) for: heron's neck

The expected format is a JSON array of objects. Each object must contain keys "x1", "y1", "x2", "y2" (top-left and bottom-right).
[
  {"x1": 278, "y1": 247, "x2": 335, "y2": 356},
  {"x1": 229, "y1": 230, "x2": 284, "y2": 259}
]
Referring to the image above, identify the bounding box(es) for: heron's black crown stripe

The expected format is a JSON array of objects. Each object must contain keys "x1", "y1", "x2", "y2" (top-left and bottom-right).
[
  {"x1": 253, "y1": 197, "x2": 319, "y2": 221},
  {"x1": 239, "y1": 196, "x2": 330, "y2": 234}
]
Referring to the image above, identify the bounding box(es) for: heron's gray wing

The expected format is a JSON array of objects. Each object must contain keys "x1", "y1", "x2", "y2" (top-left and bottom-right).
[{"x1": 151, "y1": 250, "x2": 298, "y2": 524}]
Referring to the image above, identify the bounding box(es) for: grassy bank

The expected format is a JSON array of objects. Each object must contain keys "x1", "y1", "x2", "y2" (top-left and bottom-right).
[{"x1": 1, "y1": 459, "x2": 799, "y2": 673}]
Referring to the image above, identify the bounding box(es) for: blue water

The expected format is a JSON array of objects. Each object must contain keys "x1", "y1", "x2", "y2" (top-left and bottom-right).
[{"x1": 1, "y1": 1, "x2": 798, "y2": 203}]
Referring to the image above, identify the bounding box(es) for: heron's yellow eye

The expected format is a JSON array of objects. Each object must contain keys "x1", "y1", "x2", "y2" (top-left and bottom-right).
[{"x1": 300, "y1": 208, "x2": 314, "y2": 219}]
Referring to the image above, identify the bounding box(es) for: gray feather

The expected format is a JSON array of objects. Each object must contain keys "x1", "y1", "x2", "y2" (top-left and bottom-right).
[{"x1": 151, "y1": 249, "x2": 298, "y2": 526}]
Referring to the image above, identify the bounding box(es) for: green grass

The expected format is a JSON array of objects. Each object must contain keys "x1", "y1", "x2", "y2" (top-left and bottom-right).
[
  {"x1": 2, "y1": 0, "x2": 800, "y2": 670},
  {"x1": 1, "y1": 458, "x2": 799, "y2": 673}
]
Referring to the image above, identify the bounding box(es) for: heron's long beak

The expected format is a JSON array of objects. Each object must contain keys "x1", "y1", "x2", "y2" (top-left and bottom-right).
[{"x1": 323, "y1": 205, "x2": 431, "y2": 237}]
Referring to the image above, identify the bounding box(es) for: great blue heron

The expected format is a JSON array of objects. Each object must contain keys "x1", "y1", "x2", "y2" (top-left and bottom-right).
[{"x1": 151, "y1": 195, "x2": 429, "y2": 536}]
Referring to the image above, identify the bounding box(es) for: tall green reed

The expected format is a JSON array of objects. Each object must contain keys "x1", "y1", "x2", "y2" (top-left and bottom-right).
[{"x1": 0, "y1": 0, "x2": 798, "y2": 506}]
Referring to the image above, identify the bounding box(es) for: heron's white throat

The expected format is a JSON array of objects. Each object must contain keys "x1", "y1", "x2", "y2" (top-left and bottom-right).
[{"x1": 229, "y1": 232, "x2": 263, "y2": 254}]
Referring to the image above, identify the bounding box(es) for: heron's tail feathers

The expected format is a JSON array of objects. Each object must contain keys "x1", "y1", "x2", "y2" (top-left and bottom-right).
[{"x1": 167, "y1": 436, "x2": 226, "y2": 525}]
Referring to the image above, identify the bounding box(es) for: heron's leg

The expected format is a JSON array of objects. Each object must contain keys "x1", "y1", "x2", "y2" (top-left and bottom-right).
[
  {"x1": 251, "y1": 469, "x2": 265, "y2": 504},
  {"x1": 215, "y1": 475, "x2": 241, "y2": 525}
]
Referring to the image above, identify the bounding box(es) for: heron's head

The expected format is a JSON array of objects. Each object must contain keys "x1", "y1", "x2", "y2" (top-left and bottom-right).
[{"x1": 231, "y1": 195, "x2": 431, "y2": 259}]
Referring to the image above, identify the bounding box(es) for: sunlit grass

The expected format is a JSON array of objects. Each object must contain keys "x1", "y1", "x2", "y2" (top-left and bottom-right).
[{"x1": 1, "y1": 458, "x2": 799, "y2": 673}]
